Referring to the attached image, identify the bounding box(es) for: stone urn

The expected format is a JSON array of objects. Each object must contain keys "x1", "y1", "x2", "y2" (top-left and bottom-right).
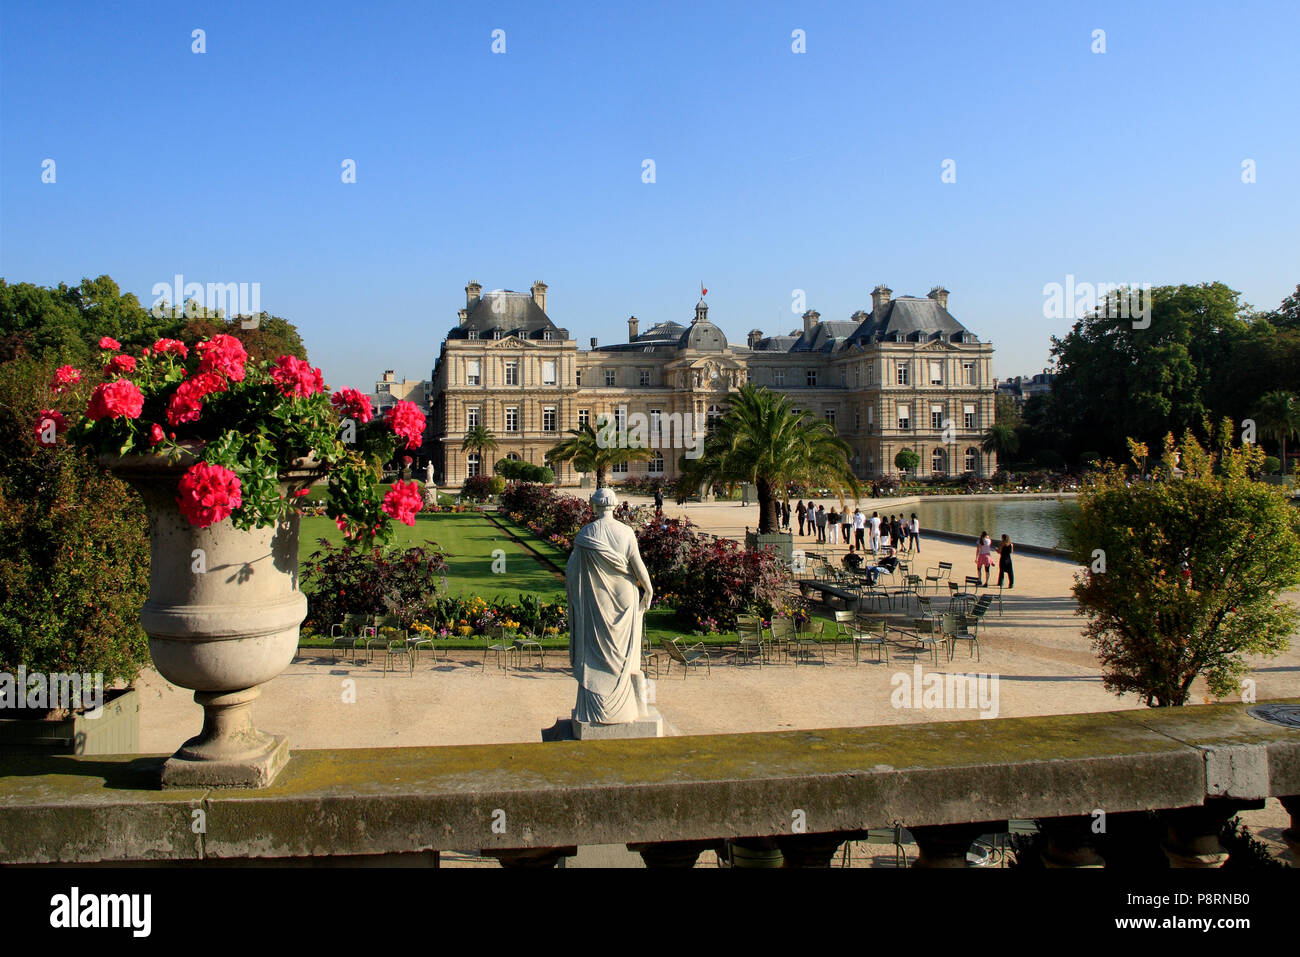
[{"x1": 104, "y1": 450, "x2": 321, "y2": 788}]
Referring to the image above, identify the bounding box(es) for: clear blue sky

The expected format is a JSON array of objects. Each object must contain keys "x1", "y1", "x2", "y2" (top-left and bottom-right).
[{"x1": 3, "y1": 0, "x2": 1297, "y2": 392}]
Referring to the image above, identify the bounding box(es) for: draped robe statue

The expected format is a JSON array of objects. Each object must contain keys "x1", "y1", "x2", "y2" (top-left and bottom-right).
[{"x1": 567, "y1": 488, "x2": 654, "y2": 725}]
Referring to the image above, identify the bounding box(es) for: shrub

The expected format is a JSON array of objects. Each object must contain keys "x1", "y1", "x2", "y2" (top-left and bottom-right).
[
  {"x1": 489, "y1": 475, "x2": 506, "y2": 496},
  {"x1": 302, "y1": 538, "x2": 448, "y2": 631},
  {"x1": 0, "y1": 356, "x2": 151, "y2": 698},
  {"x1": 460, "y1": 474, "x2": 495, "y2": 501},
  {"x1": 1264, "y1": 455, "x2": 1281, "y2": 475}
]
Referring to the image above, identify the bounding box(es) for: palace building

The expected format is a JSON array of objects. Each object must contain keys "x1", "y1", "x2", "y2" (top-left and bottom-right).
[{"x1": 427, "y1": 280, "x2": 997, "y2": 486}]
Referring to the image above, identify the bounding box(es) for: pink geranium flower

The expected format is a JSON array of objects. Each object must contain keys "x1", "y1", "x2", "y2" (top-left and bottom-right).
[
  {"x1": 175, "y1": 462, "x2": 242, "y2": 528},
  {"x1": 381, "y1": 480, "x2": 423, "y2": 525},
  {"x1": 330, "y1": 387, "x2": 373, "y2": 423},
  {"x1": 195, "y1": 334, "x2": 248, "y2": 382},
  {"x1": 384, "y1": 400, "x2": 425, "y2": 450},
  {"x1": 270, "y1": 355, "x2": 325, "y2": 398},
  {"x1": 86, "y1": 380, "x2": 145, "y2": 420},
  {"x1": 52, "y1": 365, "x2": 82, "y2": 393}
]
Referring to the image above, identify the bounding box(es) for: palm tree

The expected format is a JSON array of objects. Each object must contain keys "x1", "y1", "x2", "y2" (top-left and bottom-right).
[
  {"x1": 461, "y1": 424, "x2": 499, "y2": 472},
  {"x1": 685, "y1": 384, "x2": 859, "y2": 533},
  {"x1": 1256, "y1": 391, "x2": 1300, "y2": 476},
  {"x1": 544, "y1": 421, "x2": 651, "y2": 488},
  {"x1": 980, "y1": 423, "x2": 1019, "y2": 465}
]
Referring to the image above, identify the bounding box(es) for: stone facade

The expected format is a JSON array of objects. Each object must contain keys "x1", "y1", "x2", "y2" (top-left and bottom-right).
[{"x1": 428, "y1": 281, "x2": 996, "y2": 486}]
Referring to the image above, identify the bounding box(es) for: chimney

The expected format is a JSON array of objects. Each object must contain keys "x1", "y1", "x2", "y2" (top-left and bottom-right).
[
  {"x1": 590, "y1": 337, "x2": 598, "y2": 349},
  {"x1": 871, "y1": 285, "x2": 892, "y2": 315},
  {"x1": 531, "y1": 280, "x2": 548, "y2": 312},
  {"x1": 466, "y1": 280, "x2": 482, "y2": 310},
  {"x1": 802, "y1": 309, "x2": 819, "y2": 336},
  {"x1": 747, "y1": 329, "x2": 763, "y2": 348},
  {"x1": 928, "y1": 285, "x2": 950, "y2": 309},
  {"x1": 628, "y1": 316, "x2": 639, "y2": 341}
]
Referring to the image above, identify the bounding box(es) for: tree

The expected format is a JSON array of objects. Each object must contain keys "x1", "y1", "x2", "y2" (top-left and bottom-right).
[
  {"x1": 1254, "y1": 391, "x2": 1300, "y2": 476},
  {"x1": 980, "y1": 423, "x2": 1020, "y2": 462},
  {"x1": 1069, "y1": 429, "x2": 1300, "y2": 707},
  {"x1": 544, "y1": 421, "x2": 651, "y2": 488},
  {"x1": 894, "y1": 448, "x2": 920, "y2": 474},
  {"x1": 461, "y1": 424, "x2": 498, "y2": 464},
  {"x1": 685, "y1": 385, "x2": 858, "y2": 532}
]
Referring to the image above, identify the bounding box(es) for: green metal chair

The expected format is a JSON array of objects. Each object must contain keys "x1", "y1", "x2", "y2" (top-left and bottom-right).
[
  {"x1": 942, "y1": 613, "x2": 980, "y2": 662},
  {"x1": 482, "y1": 623, "x2": 516, "y2": 672},
  {"x1": 907, "y1": 617, "x2": 948, "y2": 665},
  {"x1": 661, "y1": 636, "x2": 710, "y2": 677},
  {"x1": 852, "y1": 615, "x2": 890, "y2": 665},
  {"x1": 768, "y1": 616, "x2": 798, "y2": 664},
  {"x1": 735, "y1": 615, "x2": 767, "y2": 667},
  {"x1": 377, "y1": 615, "x2": 413, "y2": 675},
  {"x1": 329, "y1": 613, "x2": 370, "y2": 664}
]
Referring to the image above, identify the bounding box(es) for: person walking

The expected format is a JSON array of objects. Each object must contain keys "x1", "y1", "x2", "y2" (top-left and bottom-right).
[
  {"x1": 796, "y1": 499, "x2": 807, "y2": 535},
  {"x1": 654, "y1": 486, "x2": 664, "y2": 514},
  {"x1": 807, "y1": 501, "x2": 817, "y2": 537},
  {"x1": 976, "y1": 531, "x2": 994, "y2": 586},
  {"x1": 782, "y1": 500, "x2": 791, "y2": 531},
  {"x1": 840, "y1": 509, "x2": 851, "y2": 549},
  {"x1": 827, "y1": 505, "x2": 840, "y2": 545},
  {"x1": 997, "y1": 534, "x2": 1015, "y2": 588},
  {"x1": 853, "y1": 508, "x2": 865, "y2": 550},
  {"x1": 909, "y1": 513, "x2": 921, "y2": 554},
  {"x1": 815, "y1": 505, "x2": 827, "y2": 544},
  {"x1": 868, "y1": 512, "x2": 881, "y2": 553}
]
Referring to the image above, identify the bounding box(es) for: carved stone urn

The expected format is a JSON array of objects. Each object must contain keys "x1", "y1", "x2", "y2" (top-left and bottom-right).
[{"x1": 105, "y1": 451, "x2": 320, "y2": 788}]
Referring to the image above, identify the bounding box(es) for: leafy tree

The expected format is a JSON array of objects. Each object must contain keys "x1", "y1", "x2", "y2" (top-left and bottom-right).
[
  {"x1": 894, "y1": 447, "x2": 920, "y2": 474},
  {"x1": 544, "y1": 421, "x2": 651, "y2": 489},
  {"x1": 1253, "y1": 390, "x2": 1300, "y2": 475},
  {"x1": 1070, "y1": 429, "x2": 1300, "y2": 706},
  {"x1": 683, "y1": 385, "x2": 859, "y2": 533}
]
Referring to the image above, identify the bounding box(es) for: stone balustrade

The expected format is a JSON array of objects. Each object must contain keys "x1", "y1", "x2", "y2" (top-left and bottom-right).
[{"x1": 0, "y1": 700, "x2": 1296, "y2": 868}]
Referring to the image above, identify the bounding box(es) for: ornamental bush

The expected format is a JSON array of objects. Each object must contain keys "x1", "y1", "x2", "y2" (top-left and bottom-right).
[
  {"x1": 0, "y1": 355, "x2": 150, "y2": 693},
  {"x1": 1071, "y1": 429, "x2": 1300, "y2": 706},
  {"x1": 302, "y1": 538, "x2": 449, "y2": 632},
  {"x1": 460, "y1": 474, "x2": 495, "y2": 501}
]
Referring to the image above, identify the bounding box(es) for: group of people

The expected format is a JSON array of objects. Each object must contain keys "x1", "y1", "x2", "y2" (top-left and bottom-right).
[
  {"x1": 786, "y1": 500, "x2": 921, "y2": 556},
  {"x1": 976, "y1": 531, "x2": 1015, "y2": 588}
]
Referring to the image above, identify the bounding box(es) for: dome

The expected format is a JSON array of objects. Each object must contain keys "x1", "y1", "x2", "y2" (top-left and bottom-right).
[{"x1": 679, "y1": 320, "x2": 727, "y2": 351}]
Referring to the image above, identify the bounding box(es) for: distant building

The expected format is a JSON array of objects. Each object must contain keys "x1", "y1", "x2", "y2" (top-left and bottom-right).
[
  {"x1": 372, "y1": 369, "x2": 429, "y2": 416},
  {"x1": 995, "y1": 372, "x2": 1056, "y2": 408},
  {"x1": 427, "y1": 280, "x2": 997, "y2": 486}
]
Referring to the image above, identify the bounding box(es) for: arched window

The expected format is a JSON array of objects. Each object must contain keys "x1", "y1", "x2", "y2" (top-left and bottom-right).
[
  {"x1": 506, "y1": 452, "x2": 521, "y2": 461},
  {"x1": 964, "y1": 447, "x2": 979, "y2": 474},
  {"x1": 649, "y1": 451, "x2": 665, "y2": 475},
  {"x1": 931, "y1": 448, "x2": 947, "y2": 476}
]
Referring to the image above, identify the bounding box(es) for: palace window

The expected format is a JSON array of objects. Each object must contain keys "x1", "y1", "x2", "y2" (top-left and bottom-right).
[
  {"x1": 649, "y1": 451, "x2": 664, "y2": 475},
  {"x1": 773, "y1": 369, "x2": 786, "y2": 387},
  {"x1": 468, "y1": 330, "x2": 479, "y2": 340},
  {"x1": 466, "y1": 454, "x2": 480, "y2": 478},
  {"x1": 962, "y1": 361, "x2": 975, "y2": 385},
  {"x1": 929, "y1": 360, "x2": 943, "y2": 385},
  {"x1": 605, "y1": 370, "x2": 616, "y2": 387},
  {"x1": 931, "y1": 406, "x2": 944, "y2": 431},
  {"x1": 806, "y1": 370, "x2": 818, "y2": 387},
  {"x1": 543, "y1": 406, "x2": 557, "y2": 432},
  {"x1": 466, "y1": 359, "x2": 481, "y2": 386},
  {"x1": 825, "y1": 408, "x2": 836, "y2": 427},
  {"x1": 466, "y1": 406, "x2": 480, "y2": 429},
  {"x1": 505, "y1": 407, "x2": 519, "y2": 432},
  {"x1": 965, "y1": 447, "x2": 979, "y2": 473},
  {"x1": 611, "y1": 460, "x2": 628, "y2": 475},
  {"x1": 542, "y1": 360, "x2": 556, "y2": 386},
  {"x1": 504, "y1": 361, "x2": 519, "y2": 386},
  {"x1": 640, "y1": 369, "x2": 650, "y2": 387},
  {"x1": 963, "y1": 404, "x2": 976, "y2": 431},
  {"x1": 578, "y1": 409, "x2": 590, "y2": 427},
  {"x1": 575, "y1": 370, "x2": 583, "y2": 387},
  {"x1": 931, "y1": 448, "x2": 947, "y2": 475},
  {"x1": 896, "y1": 362, "x2": 910, "y2": 386},
  {"x1": 897, "y1": 404, "x2": 910, "y2": 431},
  {"x1": 840, "y1": 368, "x2": 847, "y2": 386}
]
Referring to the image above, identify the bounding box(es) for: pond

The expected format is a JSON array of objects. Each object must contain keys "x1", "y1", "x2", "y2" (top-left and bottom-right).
[{"x1": 915, "y1": 497, "x2": 1079, "y2": 550}]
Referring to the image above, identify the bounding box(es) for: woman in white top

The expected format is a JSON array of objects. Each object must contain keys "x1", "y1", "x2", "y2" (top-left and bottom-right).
[{"x1": 909, "y1": 514, "x2": 920, "y2": 554}]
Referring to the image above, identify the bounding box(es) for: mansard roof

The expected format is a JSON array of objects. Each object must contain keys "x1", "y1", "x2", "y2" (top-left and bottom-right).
[
  {"x1": 847, "y1": 296, "x2": 975, "y2": 344},
  {"x1": 449, "y1": 290, "x2": 569, "y2": 340}
]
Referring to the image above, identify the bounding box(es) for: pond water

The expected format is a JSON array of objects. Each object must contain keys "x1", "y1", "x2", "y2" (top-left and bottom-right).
[{"x1": 915, "y1": 497, "x2": 1079, "y2": 550}]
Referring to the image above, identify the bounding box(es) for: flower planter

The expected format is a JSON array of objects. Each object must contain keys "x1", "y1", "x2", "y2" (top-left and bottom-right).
[
  {"x1": 0, "y1": 687, "x2": 139, "y2": 755},
  {"x1": 104, "y1": 451, "x2": 319, "y2": 789}
]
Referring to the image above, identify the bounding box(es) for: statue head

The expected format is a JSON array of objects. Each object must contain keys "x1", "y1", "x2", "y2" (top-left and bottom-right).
[{"x1": 590, "y1": 486, "x2": 617, "y2": 515}]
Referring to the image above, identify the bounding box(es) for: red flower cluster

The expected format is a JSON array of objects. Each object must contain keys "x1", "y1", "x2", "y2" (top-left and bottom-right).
[
  {"x1": 195, "y1": 334, "x2": 248, "y2": 382},
  {"x1": 149, "y1": 423, "x2": 165, "y2": 445},
  {"x1": 176, "y1": 462, "x2": 243, "y2": 528},
  {"x1": 151, "y1": 338, "x2": 189, "y2": 358},
  {"x1": 382, "y1": 480, "x2": 423, "y2": 526},
  {"x1": 34, "y1": 409, "x2": 67, "y2": 445},
  {"x1": 385, "y1": 400, "x2": 425, "y2": 450},
  {"x1": 86, "y1": 380, "x2": 145, "y2": 420},
  {"x1": 52, "y1": 365, "x2": 82, "y2": 393},
  {"x1": 270, "y1": 355, "x2": 325, "y2": 398},
  {"x1": 330, "y1": 387, "x2": 373, "y2": 423},
  {"x1": 98, "y1": 336, "x2": 121, "y2": 351},
  {"x1": 104, "y1": 354, "x2": 137, "y2": 377},
  {"x1": 166, "y1": 371, "x2": 228, "y2": 425}
]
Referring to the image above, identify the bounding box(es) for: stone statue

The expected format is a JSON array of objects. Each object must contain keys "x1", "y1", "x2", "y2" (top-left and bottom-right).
[
  {"x1": 566, "y1": 487, "x2": 654, "y2": 725},
  {"x1": 425, "y1": 461, "x2": 434, "y2": 485}
]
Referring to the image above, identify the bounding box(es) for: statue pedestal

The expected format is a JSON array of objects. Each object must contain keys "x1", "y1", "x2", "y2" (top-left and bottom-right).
[{"x1": 543, "y1": 673, "x2": 664, "y2": 741}]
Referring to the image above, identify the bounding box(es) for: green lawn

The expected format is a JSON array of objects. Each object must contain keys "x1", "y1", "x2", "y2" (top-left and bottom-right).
[{"x1": 299, "y1": 510, "x2": 565, "y2": 602}]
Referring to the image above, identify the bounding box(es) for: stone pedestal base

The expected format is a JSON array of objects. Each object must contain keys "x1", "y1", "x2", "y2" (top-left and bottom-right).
[
  {"x1": 572, "y1": 710, "x2": 664, "y2": 739},
  {"x1": 161, "y1": 687, "x2": 290, "y2": 789}
]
